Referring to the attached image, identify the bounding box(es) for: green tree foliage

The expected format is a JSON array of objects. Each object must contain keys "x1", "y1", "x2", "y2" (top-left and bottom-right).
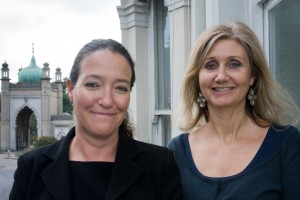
[
  {"x1": 63, "y1": 94, "x2": 73, "y2": 114},
  {"x1": 29, "y1": 114, "x2": 37, "y2": 145},
  {"x1": 34, "y1": 136, "x2": 57, "y2": 148},
  {"x1": 62, "y1": 77, "x2": 73, "y2": 114}
]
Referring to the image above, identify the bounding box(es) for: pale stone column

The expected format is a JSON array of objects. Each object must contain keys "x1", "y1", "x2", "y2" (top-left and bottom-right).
[
  {"x1": 117, "y1": 0, "x2": 150, "y2": 142},
  {"x1": 41, "y1": 76, "x2": 52, "y2": 137},
  {"x1": 191, "y1": 0, "x2": 206, "y2": 43},
  {"x1": 167, "y1": 0, "x2": 192, "y2": 137},
  {"x1": 1, "y1": 62, "x2": 11, "y2": 150}
]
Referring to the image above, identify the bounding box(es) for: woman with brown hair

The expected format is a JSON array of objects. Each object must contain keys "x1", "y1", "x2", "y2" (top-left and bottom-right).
[{"x1": 10, "y1": 39, "x2": 183, "y2": 200}]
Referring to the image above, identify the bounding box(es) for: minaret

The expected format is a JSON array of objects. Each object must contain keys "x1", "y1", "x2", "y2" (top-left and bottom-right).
[
  {"x1": 1, "y1": 62, "x2": 10, "y2": 80},
  {"x1": 42, "y1": 62, "x2": 50, "y2": 79},
  {"x1": 55, "y1": 67, "x2": 62, "y2": 82},
  {"x1": 55, "y1": 68, "x2": 63, "y2": 114}
]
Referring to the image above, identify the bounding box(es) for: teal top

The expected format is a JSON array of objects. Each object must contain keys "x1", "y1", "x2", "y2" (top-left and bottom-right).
[{"x1": 168, "y1": 125, "x2": 300, "y2": 200}]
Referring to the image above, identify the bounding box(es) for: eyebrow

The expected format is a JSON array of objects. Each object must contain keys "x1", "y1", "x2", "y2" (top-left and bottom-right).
[
  {"x1": 85, "y1": 74, "x2": 131, "y2": 84},
  {"x1": 204, "y1": 55, "x2": 246, "y2": 61}
]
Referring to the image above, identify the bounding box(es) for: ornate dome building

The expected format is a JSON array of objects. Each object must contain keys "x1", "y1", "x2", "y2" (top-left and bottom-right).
[
  {"x1": 18, "y1": 55, "x2": 43, "y2": 82},
  {"x1": 0, "y1": 50, "x2": 73, "y2": 151}
]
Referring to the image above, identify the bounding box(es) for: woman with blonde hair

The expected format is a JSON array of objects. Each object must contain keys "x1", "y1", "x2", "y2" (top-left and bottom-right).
[{"x1": 169, "y1": 21, "x2": 300, "y2": 199}]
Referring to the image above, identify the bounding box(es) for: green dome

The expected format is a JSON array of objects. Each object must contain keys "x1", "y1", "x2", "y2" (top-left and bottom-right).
[{"x1": 18, "y1": 55, "x2": 43, "y2": 82}]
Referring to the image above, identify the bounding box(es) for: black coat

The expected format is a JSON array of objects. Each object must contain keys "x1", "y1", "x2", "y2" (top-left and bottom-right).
[{"x1": 9, "y1": 127, "x2": 183, "y2": 200}]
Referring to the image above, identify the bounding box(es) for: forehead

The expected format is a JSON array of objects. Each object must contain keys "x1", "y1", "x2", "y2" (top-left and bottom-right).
[
  {"x1": 78, "y1": 50, "x2": 132, "y2": 79},
  {"x1": 82, "y1": 49, "x2": 127, "y2": 65},
  {"x1": 207, "y1": 39, "x2": 248, "y2": 58},
  {"x1": 81, "y1": 49, "x2": 130, "y2": 68}
]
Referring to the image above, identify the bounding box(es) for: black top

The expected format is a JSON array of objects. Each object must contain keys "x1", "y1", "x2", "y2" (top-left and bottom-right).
[
  {"x1": 69, "y1": 161, "x2": 114, "y2": 200},
  {"x1": 9, "y1": 126, "x2": 183, "y2": 200}
]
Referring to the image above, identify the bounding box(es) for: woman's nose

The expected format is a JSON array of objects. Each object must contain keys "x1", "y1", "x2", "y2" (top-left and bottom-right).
[
  {"x1": 99, "y1": 88, "x2": 113, "y2": 108},
  {"x1": 214, "y1": 67, "x2": 228, "y2": 82}
]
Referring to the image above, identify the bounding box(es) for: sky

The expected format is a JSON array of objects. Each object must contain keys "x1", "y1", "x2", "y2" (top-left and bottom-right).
[{"x1": 0, "y1": 0, "x2": 121, "y2": 83}]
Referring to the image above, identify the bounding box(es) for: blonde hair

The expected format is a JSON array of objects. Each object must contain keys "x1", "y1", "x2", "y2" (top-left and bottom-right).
[{"x1": 178, "y1": 21, "x2": 299, "y2": 131}]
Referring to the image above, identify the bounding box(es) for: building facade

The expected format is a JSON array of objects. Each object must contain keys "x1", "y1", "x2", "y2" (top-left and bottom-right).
[
  {"x1": 117, "y1": 0, "x2": 300, "y2": 146},
  {"x1": 0, "y1": 52, "x2": 73, "y2": 151}
]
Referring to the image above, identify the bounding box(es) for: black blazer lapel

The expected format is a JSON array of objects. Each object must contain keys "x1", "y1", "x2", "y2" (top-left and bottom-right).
[
  {"x1": 40, "y1": 128, "x2": 75, "y2": 200},
  {"x1": 105, "y1": 132, "x2": 144, "y2": 200}
]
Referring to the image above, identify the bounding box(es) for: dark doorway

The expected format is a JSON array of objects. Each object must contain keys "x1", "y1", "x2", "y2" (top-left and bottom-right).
[{"x1": 15, "y1": 106, "x2": 37, "y2": 150}]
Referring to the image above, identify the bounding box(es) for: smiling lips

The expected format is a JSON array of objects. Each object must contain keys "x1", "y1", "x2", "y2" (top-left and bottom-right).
[
  {"x1": 92, "y1": 111, "x2": 116, "y2": 117},
  {"x1": 213, "y1": 87, "x2": 233, "y2": 92}
]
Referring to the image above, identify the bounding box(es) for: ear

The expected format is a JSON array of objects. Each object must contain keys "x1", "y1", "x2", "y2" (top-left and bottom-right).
[
  {"x1": 250, "y1": 75, "x2": 256, "y2": 86},
  {"x1": 66, "y1": 79, "x2": 74, "y2": 103}
]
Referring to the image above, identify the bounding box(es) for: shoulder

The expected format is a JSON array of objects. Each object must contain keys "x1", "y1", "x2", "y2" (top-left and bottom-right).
[
  {"x1": 20, "y1": 128, "x2": 74, "y2": 163},
  {"x1": 21, "y1": 145, "x2": 50, "y2": 160},
  {"x1": 134, "y1": 139, "x2": 170, "y2": 157},
  {"x1": 118, "y1": 134, "x2": 179, "y2": 172},
  {"x1": 168, "y1": 133, "x2": 187, "y2": 151},
  {"x1": 18, "y1": 139, "x2": 64, "y2": 167},
  {"x1": 269, "y1": 124, "x2": 300, "y2": 141},
  {"x1": 270, "y1": 124, "x2": 299, "y2": 133},
  {"x1": 270, "y1": 125, "x2": 300, "y2": 158},
  {"x1": 281, "y1": 125, "x2": 300, "y2": 145},
  {"x1": 124, "y1": 139, "x2": 180, "y2": 174}
]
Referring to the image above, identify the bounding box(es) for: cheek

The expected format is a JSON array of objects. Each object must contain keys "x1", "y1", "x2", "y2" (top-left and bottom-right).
[
  {"x1": 116, "y1": 95, "x2": 130, "y2": 111},
  {"x1": 234, "y1": 73, "x2": 253, "y2": 86},
  {"x1": 199, "y1": 73, "x2": 210, "y2": 89},
  {"x1": 74, "y1": 89, "x2": 95, "y2": 108}
]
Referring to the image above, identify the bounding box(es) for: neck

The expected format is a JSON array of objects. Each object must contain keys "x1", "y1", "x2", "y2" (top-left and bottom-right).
[
  {"x1": 207, "y1": 107, "x2": 250, "y2": 142},
  {"x1": 69, "y1": 132, "x2": 118, "y2": 162}
]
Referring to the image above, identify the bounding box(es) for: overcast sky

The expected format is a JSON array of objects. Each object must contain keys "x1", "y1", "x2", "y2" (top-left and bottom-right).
[{"x1": 0, "y1": 0, "x2": 121, "y2": 83}]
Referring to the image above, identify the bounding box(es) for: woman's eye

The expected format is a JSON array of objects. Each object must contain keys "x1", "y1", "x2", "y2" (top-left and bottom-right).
[
  {"x1": 229, "y1": 60, "x2": 241, "y2": 68},
  {"x1": 84, "y1": 82, "x2": 99, "y2": 88},
  {"x1": 116, "y1": 86, "x2": 129, "y2": 92},
  {"x1": 204, "y1": 61, "x2": 217, "y2": 69}
]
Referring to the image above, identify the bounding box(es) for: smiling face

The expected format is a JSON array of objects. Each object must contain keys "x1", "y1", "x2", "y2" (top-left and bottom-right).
[
  {"x1": 199, "y1": 39, "x2": 255, "y2": 110},
  {"x1": 67, "y1": 49, "x2": 131, "y2": 139}
]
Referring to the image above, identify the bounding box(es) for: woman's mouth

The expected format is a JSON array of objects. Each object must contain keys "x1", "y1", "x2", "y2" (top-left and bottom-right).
[{"x1": 213, "y1": 87, "x2": 232, "y2": 92}]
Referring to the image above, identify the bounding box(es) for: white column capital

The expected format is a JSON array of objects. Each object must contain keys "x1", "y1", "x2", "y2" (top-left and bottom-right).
[
  {"x1": 166, "y1": 0, "x2": 191, "y2": 11},
  {"x1": 117, "y1": 1, "x2": 150, "y2": 29}
]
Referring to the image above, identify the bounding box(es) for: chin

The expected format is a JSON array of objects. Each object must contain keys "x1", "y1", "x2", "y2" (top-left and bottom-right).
[
  {"x1": 97, "y1": 125, "x2": 119, "y2": 134},
  {"x1": 212, "y1": 103, "x2": 233, "y2": 108}
]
